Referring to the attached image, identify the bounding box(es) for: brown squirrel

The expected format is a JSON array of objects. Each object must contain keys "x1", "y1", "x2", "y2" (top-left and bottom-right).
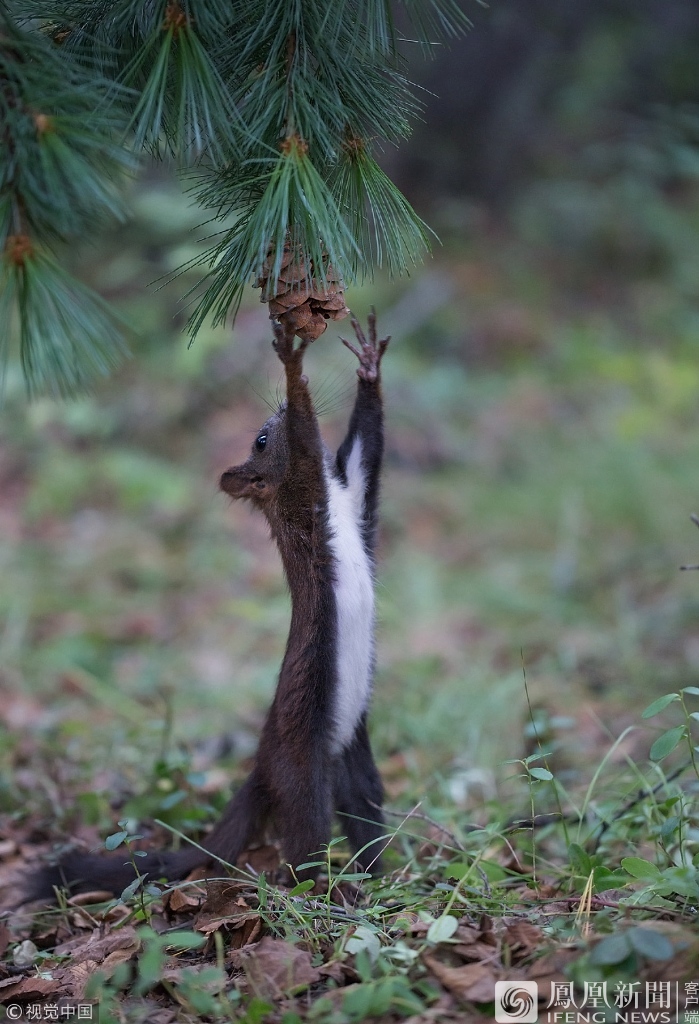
[{"x1": 30, "y1": 313, "x2": 389, "y2": 898}]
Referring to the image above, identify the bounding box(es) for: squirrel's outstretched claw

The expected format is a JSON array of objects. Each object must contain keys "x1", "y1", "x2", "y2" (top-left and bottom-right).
[
  {"x1": 272, "y1": 320, "x2": 310, "y2": 365},
  {"x1": 341, "y1": 308, "x2": 390, "y2": 382}
]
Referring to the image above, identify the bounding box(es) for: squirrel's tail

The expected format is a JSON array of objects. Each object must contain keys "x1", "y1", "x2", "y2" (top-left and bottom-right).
[
  {"x1": 24, "y1": 773, "x2": 267, "y2": 904},
  {"x1": 25, "y1": 846, "x2": 207, "y2": 903}
]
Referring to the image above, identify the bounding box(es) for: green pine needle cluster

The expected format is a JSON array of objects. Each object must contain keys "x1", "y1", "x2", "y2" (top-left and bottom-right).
[
  {"x1": 3, "y1": 0, "x2": 471, "y2": 396},
  {"x1": 1, "y1": 10, "x2": 132, "y2": 396},
  {"x1": 0, "y1": 252, "x2": 126, "y2": 398}
]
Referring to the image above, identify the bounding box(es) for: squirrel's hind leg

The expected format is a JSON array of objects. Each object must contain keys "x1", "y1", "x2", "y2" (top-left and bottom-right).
[
  {"x1": 204, "y1": 770, "x2": 271, "y2": 870},
  {"x1": 333, "y1": 719, "x2": 385, "y2": 876}
]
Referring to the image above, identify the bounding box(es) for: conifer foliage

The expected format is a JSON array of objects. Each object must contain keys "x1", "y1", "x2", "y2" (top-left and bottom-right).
[{"x1": 2, "y1": 0, "x2": 469, "y2": 396}]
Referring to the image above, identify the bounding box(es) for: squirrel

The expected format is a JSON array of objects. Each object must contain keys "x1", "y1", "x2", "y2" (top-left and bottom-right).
[{"x1": 28, "y1": 312, "x2": 390, "y2": 899}]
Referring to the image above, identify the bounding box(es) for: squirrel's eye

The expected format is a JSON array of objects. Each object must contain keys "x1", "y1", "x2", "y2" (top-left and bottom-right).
[{"x1": 255, "y1": 434, "x2": 267, "y2": 452}]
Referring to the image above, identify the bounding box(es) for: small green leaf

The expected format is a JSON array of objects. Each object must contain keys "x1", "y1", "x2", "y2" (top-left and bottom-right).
[
  {"x1": 426, "y1": 914, "x2": 459, "y2": 944},
  {"x1": 660, "y1": 815, "x2": 681, "y2": 838},
  {"x1": 288, "y1": 879, "x2": 315, "y2": 897},
  {"x1": 338, "y1": 872, "x2": 371, "y2": 883},
  {"x1": 682, "y1": 687, "x2": 699, "y2": 696},
  {"x1": 650, "y1": 865, "x2": 699, "y2": 898},
  {"x1": 478, "y1": 860, "x2": 509, "y2": 883},
  {"x1": 590, "y1": 932, "x2": 632, "y2": 965},
  {"x1": 593, "y1": 867, "x2": 629, "y2": 892},
  {"x1": 649, "y1": 726, "x2": 685, "y2": 761},
  {"x1": 522, "y1": 751, "x2": 553, "y2": 765},
  {"x1": 105, "y1": 830, "x2": 129, "y2": 851},
  {"x1": 346, "y1": 926, "x2": 381, "y2": 963},
  {"x1": 628, "y1": 928, "x2": 673, "y2": 961},
  {"x1": 621, "y1": 857, "x2": 661, "y2": 880},
  {"x1": 342, "y1": 983, "x2": 376, "y2": 1017},
  {"x1": 444, "y1": 861, "x2": 471, "y2": 880},
  {"x1": 569, "y1": 843, "x2": 592, "y2": 877},
  {"x1": 528, "y1": 767, "x2": 553, "y2": 781},
  {"x1": 159, "y1": 789, "x2": 186, "y2": 810},
  {"x1": 120, "y1": 877, "x2": 142, "y2": 902},
  {"x1": 641, "y1": 694, "x2": 679, "y2": 718},
  {"x1": 163, "y1": 931, "x2": 206, "y2": 951}
]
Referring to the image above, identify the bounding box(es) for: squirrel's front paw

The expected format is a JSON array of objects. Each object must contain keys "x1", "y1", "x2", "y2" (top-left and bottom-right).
[
  {"x1": 341, "y1": 309, "x2": 390, "y2": 382},
  {"x1": 272, "y1": 321, "x2": 309, "y2": 365}
]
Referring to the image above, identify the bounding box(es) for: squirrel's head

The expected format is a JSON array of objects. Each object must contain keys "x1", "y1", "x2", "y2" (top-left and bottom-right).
[{"x1": 219, "y1": 403, "x2": 290, "y2": 507}]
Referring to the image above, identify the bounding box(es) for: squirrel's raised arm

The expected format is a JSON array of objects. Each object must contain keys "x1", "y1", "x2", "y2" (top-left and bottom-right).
[
  {"x1": 271, "y1": 320, "x2": 325, "y2": 513},
  {"x1": 335, "y1": 311, "x2": 390, "y2": 557},
  {"x1": 272, "y1": 321, "x2": 312, "y2": 402}
]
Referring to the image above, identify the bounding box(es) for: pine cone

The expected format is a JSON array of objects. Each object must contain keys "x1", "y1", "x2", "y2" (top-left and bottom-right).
[{"x1": 256, "y1": 244, "x2": 350, "y2": 341}]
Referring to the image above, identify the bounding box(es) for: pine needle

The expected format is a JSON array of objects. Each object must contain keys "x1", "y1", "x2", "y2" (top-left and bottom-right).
[
  {"x1": 1, "y1": 251, "x2": 127, "y2": 398},
  {"x1": 332, "y1": 143, "x2": 434, "y2": 277}
]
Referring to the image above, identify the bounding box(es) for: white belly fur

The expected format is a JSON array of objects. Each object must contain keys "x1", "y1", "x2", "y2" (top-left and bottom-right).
[{"x1": 324, "y1": 440, "x2": 375, "y2": 753}]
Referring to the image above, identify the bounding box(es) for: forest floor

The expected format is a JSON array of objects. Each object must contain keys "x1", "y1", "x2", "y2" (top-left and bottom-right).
[{"x1": 1, "y1": 181, "x2": 699, "y2": 1021}]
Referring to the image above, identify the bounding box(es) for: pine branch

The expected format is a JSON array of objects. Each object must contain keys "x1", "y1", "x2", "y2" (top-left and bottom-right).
[
  {"x1": 332, "y1": 137, "x2": 433, "y2": 277},
  {"x1": 4, "y1": 0, "x2": 473, "y2": 395},
  {"x1": 179, "y1": 0, "x2": 466, "y2": 335},
  {"x1": 401, "y1": 0, "x2": 473, "y2": 51},
  {"x1": 187, "y1": 135, "x2": 359, "y2": 334},
  {"x1": 121, "y1": 6, "x2": 241, "y2": 160},
  {"x1": 1, "y1": 7, "x2": 133, "y2": 396},
  {"x1": 1, "y1": 239, "x2": 126, "y2": 398}
]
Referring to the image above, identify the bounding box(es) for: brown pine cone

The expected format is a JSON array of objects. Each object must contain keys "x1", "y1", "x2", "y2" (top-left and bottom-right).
[{"x1": 255, "y1": 244, "x2": 349, "y2": 340}]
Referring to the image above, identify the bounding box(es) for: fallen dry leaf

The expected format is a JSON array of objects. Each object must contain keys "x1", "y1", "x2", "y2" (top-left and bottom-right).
[
  {"x1": 453, "y1": 940, "x2": 499, "y2": 962},
  {"x1": 318, "y1": 959, "x2": 358, "y2": 984},
  {"x1": 141, "y1": 1010, "x2": 177, "y2": 1024},
  {"x1": 56, "y1": 925, "x2": 140, "y2": 967},
  {"x1": 237, "y1": 843, "x2": 281, "y2": 875},
  {"x1": 196, "y1": 906, "x2": 260, "y2": 937},
  {"x1": 417, "y1": 823, "x2": 461, "y2": 861},
  {"x1": 229, "y1": 935, "x2": 321, "y2": 1000},
  {"x1": 67, "y1": 889, "x2": 115, "y2": 906},
  {"x1": 228, "y1": 915, "x2": 263, "y2": 950},
  {"x1": 453, "y1": 924, "x2": 481, "y2": 945},
  {"x1": 66, "y1": 961, "x2": 100, "y2": 998},
  {"x1": 166, "y1": 887, "x2": 202, "y2": 913},
  {"x1": 386, "y1": 911, "x2": 428, "y2": 934},
  {"x1": 502, "y1": 919, "x2": 546, "y2": 956},
  {"x1": 528, "y1": 948, "x2": 578, "y2": 990},
  {"x1": 131, "y1": 1010, "x2": 176, "y2": 1024},
  {"x1": 403, "y1": 992, "x2": 480, "y2": 1024},
  {"x1": 0, "y1": 923, "x2": 10, "y2": 959},
  {"x1": 195, "y1": 879, "x2": 261, "y2": 938},
  {"x1": 479, "y1": 914, "x2": 496, "y2": 945},
  {"x1": 423, "y1": 954, "x2": 497, "y2": 1003},
  {"x1": 0, "y1": 976, "x2": 62, "y2": 1004},
  {"x1": 102, "y1": 945, "x2": 140, "y2": 973}
]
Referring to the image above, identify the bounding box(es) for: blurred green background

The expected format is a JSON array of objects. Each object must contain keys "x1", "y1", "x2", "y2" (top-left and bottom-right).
[{"x1": 3, "y1": 0, "x2": 699, "y2": 836}]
